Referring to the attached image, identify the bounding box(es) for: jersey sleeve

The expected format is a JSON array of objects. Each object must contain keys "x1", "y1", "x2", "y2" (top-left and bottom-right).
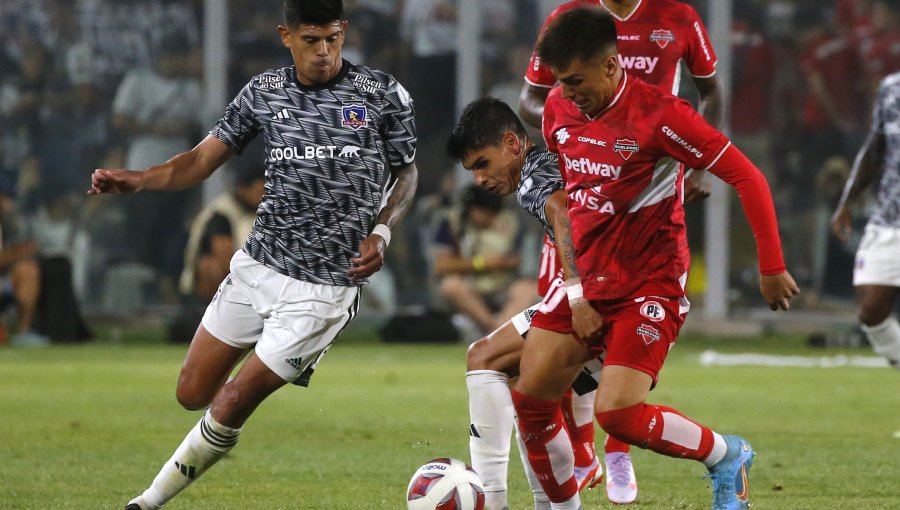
[
  {"x1": 210, "y1": 79, "x2": 261, "y2": 154},
  {"x1": 524, "y1": 7, "x2": 564, "y2": 87},
  {"x1": 382, "y1": 78, "x2": 418, "y2": 167},
  {"x1": 657, "y1": 100, "x2": 785, "y2": 274},
  {"x1": 517, "y1": 152, "x2": 563, "y2": 238},
  {"x1": 683, "y1": 7, "x2": 718, "y2": 78},
  {"x1": 541, "y1": 96, "x2": 560, "y2": 155}
]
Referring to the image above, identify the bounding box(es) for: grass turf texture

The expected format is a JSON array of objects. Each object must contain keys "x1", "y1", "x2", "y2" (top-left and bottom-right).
[{"x1": 1, "y1": 331, "x2": 898, "y2": 509}]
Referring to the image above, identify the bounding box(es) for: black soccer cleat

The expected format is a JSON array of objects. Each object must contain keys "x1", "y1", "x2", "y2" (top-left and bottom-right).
[{"x1": 124, "y1": 505, "x2": 142, "y2": 510}]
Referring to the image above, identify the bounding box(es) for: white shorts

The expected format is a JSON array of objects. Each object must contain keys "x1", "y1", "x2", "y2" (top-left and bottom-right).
[
  {"x1": 854, "y1": 224, "x2": 900, "y2": 287},
  {"x1": 202, "y1": 250, "x2": 360, "y2": 386}
]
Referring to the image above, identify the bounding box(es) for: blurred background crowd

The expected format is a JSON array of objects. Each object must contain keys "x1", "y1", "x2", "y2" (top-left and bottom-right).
[{"x1": 0, "y1": 0, "x2": 895, "y2": 344}]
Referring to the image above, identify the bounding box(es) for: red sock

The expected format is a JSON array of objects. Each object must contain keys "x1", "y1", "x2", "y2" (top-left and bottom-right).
[
  {"x1": 511, "y1": 389, "x2": 578, "y2": 503},
  {"x1": 561, "y1": 390, "x2": 596, "y2": 467},
  {"x1": 595, "y1": 403, "x2": 714, "y2": 460},
  {"x1": 604, "y1": 434, "x2": 631, "y2": 454}
]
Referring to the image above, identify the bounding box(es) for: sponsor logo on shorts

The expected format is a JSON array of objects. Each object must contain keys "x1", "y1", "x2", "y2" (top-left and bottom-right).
[
  {"x1": 636, "y1": 323, "x2": 661, "y2": 344},
  {"x1": 640, "y1": 301, "x2": 665, "y2": 322},
  {"x1": 285, "y1": 356, "x2": 304, "y2": 370}
]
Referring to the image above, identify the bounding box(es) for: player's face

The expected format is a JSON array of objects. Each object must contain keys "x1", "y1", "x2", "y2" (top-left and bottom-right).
[
  {"x1": 553, "y1": 52, "x2": 620, "y2": 116},
  {"x1": 278, "y1": 20, "x2": 346, "y2": 85},
  {"x1": 461, "y1": 134, "x2": 522, "y2": 196}
]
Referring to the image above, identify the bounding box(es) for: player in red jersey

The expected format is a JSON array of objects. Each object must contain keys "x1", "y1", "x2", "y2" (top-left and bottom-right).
[
  {"x1": 514, "y1": 0, "x2": 722, "y2": 503},
  {"x1": 511, "y1": 8, "x2": 799, "y2": 510}
]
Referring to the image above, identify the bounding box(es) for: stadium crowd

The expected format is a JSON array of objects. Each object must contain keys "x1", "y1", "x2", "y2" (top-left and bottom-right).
[{"x1": 0, "y1": 0, "x2": 897, "y2": 340}]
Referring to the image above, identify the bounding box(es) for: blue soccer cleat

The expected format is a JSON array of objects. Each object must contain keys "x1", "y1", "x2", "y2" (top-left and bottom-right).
[{"x1": 706, "y1": 435, "x2": 755, "y2": 510}]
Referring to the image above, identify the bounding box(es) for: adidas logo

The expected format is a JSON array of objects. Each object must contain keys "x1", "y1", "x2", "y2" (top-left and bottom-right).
[
  {"x1": 285, "y1": 356, "x2": 303, "y2": 370},
  {"x1": 174, "y1": 461, "x2": 197, "y2": 479},
  {"x1": 274, "y1": 108, "x2": 290, "y2": 120}
]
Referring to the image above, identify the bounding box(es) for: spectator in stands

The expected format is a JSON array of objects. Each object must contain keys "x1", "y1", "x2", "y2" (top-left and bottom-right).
[
  {"x1": 431, "y1": 184, "x2": 537, "y2": 334},
  {"x1": 111, "y1": 32, "x2": 202, "y2": 301},
  {"x1": 0, "y1": 178, "x2": 46, "y2": 346}
]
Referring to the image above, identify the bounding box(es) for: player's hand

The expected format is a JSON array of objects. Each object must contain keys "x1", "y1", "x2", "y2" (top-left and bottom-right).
[
  {"x1": 87, "y1": 169, "x2": 145, "y2": 195},
  {"x1": 348, "y1": 234, "x2": 386, "y2": 280},
  {"x1": 830, "y1": 204, "x2": 852, "y2": 243},
  {"x1": 570, "y1": 299, "x2": 603, "y2": 340},
  {"x1": 760, "y1": 271, "x2": 800, "y2": 311},
  {"x1": 683, "y1": 168, "x2": 712, "y2": 203}
]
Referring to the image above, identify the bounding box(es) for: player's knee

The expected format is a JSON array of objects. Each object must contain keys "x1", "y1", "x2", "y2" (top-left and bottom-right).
[
  {"x1": 595, "y1": 404, "x2": 643, "y2": 443},
  {"x1": 175, "y1": 384, "x2": 213, "y2": 411},
  {"x1": 858, "y1": 303, "x2": 891, "y2": 327},
  {"x1": 467, "y1": 336, "x2": 496, "y2": 371}
]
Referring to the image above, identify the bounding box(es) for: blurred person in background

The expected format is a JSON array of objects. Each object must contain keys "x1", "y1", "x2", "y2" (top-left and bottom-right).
[
  {"x1": 111, "y1": 32, "x2": 202, "y2": 302},
  {"x1": 431, "y1": 184, "x2": 537, "y2": 335},
  {"x1": 0, "y1": 178, "x2": 46, "y2": 346},
  {"x1": 859, "y1": 0, "x2": 900, "y2": 91},
  {"x1": 89, "y1": 1, "x2": 418, "y2": 508},
  {"x1": 831, "y1": 71, "x2": 900, "y2": 370}
]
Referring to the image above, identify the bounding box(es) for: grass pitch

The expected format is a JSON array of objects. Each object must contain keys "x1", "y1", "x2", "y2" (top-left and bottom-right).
[{"x1": 1, "y1": 329, "x2": 898, "y2": 509}]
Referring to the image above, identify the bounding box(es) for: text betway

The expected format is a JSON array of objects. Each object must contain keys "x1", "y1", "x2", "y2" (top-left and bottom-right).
[
  {"x1": 563, "y1": 154, "x2": 622, "y2": 179},
  {"x1": 617, "y1": 55, "x2": 658, "y2": 74},
  {"x1": 661, "y1": 126, "x2": 703, "y2": 158}
]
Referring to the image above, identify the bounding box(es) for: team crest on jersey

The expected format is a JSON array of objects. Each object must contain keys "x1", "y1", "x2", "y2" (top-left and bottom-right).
[
  {"x1": 613, "y1": 138, "x2": 639, "y2": 160},
  {"x1": 640, "y1": 301, "x2": 665, "y2": 322},
  {"x1": 636, "y1": 323, "x2": 661, "y2": 345},
  {"x1": 650, "y1": 29, "x2": 675, "y2": 48},
  {"x1": 341, "y1": 104, "x2": 368, "y2": 130}
]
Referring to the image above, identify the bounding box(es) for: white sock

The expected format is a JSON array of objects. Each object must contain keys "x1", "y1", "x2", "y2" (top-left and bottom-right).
[
  {"x1": 549, "y1": 493, "x2": 581, "y2": 510},
  {"x1": 571, "y1": 390, "x2": 595, "y2": 428},
  {"x1": 861, "y1": 316, "x2": 900, "y2": 364},
  {"x1": 466, "y1": 370, "x2": 514, "y2": 507},
  {"x1": 703, "y1": 432, "x2": 728, "y2": 468},
  {"x1": 138, "y1": 410, "x2": 242, "y2": 508},
  {"x1": 513, "y1": 421, "x2": 549, "y2": 509}
]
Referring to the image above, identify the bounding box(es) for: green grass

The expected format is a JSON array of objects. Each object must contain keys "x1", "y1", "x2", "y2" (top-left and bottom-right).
[{"x1": 1, "y1": 331, "x2": 898, "y2": 509}]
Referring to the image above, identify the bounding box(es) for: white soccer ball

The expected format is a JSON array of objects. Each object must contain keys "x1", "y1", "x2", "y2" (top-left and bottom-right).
[{"x1": 406, "y1": 457, "x2": 485, "y2": 510}]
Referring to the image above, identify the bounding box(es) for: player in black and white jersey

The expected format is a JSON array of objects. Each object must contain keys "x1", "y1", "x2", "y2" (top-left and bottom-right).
[
  {"x1": 448, "y1": 98, "x2": 625, "y2": 510},
  {"x1": 89, "y1": 1, "x2": 417, "y2": 508},
  {"x1": 831, "y1": 71, "x2": 900, "y2": 370}
]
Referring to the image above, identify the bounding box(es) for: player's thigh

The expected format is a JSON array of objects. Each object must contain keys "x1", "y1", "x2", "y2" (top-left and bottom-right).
[
  {"x1": 516, "y1": 326, "x2": 591, "y2": 400},
  {"x1": 595, "y1": 365, "x2": 653, "y2": 413},
  {"x1": 466, "y1": 307, "x2": 534, "y2": 373},
  {"x1": 177, "y1": 324, "x2": 250, "y2": 409},
  {"x1": 855, "y1": 284, "x2": 899, "y2": 325}
]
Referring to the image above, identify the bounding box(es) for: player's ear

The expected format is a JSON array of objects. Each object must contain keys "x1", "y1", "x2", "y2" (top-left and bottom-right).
[
  {"x1": 277, "y1": 25, "x2": 292, "y2": 48},
  {"x1": 604, "y1": 53, "x2": 618, "y2": 76},
  {"x1": 505, "y1": 132, "x2": 521, "y2": 154}
]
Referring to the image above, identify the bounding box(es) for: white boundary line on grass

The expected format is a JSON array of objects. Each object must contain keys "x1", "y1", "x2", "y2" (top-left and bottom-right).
[{"x1": 699, "y1": 350, "x2": 891, "y2": 369}]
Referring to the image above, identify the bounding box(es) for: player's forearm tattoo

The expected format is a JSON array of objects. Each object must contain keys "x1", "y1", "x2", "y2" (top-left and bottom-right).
[
  {"x1": 376, "y1": 163, "x2": 418, "y2": 229},
  {"x1": 556, "y1": 217, "x2": 580, "y2": 279}
]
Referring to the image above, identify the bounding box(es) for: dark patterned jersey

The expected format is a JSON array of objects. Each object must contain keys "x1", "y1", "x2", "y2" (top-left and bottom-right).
[
  {"x1": 210, "y1": 61, "x2": 416, "y2": 286},
  {"x1": 516, "y1": 146, "x2": 563, "y2": 243},
  {"x1": 869, "y1": 72, "x2": 900, "y2": 227}
]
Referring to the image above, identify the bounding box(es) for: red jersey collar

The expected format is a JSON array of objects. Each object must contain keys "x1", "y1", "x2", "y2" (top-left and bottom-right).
[
  {"x1": 600, "y1": 0, "x2": 646, "y2": 21},
  {"x1": 586, "y1": 70, "x2": 629, "y2": 120}
]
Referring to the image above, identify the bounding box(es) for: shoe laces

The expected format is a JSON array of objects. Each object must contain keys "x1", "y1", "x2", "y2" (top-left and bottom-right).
[{"x1": 607, "y1": 452, "x2": 633, "y2": 486}]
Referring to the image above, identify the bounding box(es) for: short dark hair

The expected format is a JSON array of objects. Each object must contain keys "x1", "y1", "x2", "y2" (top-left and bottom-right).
[
  {"x1": 283, "y1": 0, "x2": 343, "y2": 27},
  {"x1": 446, "y1": 97, "x2": 528, "y2": 161},
  {"x1": 538, "y1": 6, "x2": 617, "y2": 71}
]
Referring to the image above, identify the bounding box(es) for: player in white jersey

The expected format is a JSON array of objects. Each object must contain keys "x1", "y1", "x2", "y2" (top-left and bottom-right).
[
  {"x1": 448, "y1": 98, "x2": 618, "y2": 510},
  {"x1": 89, "y1": 1, "x2": 418, "y2": 508},
  {"x1": 831, "y1": 71, "x2": 900, "y2": 369}
]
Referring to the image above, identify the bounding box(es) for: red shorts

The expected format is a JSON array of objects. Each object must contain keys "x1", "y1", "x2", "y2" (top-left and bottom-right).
[{"x1": 531, "y1": 280, "x2": 688, "y2": 386}]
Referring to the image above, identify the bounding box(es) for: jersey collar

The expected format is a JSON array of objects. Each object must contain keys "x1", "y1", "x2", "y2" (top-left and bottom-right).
[
  {"x1": 586, "y1": 70, "x2": 628, "y2": 121},
  {"x1": 292, "y1": 59, "x2": 352, "y2": 91},
  {"x1": 600, "y1": 0, "x2": 645, "y2": 22}
]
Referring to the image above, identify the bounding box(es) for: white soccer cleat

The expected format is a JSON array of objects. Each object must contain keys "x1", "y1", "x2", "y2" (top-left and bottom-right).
[
  {"x1": 605, "y1": 452, "x2": 638, "y2": 504},
  {"x1": 574, "y1": 455, "x2": 602, "y2": 491}
]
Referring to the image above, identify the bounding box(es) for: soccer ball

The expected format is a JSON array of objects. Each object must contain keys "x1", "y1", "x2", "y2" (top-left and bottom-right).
[{"x1": 406, "y1": 457, "x2": 485, "y2": 510}]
